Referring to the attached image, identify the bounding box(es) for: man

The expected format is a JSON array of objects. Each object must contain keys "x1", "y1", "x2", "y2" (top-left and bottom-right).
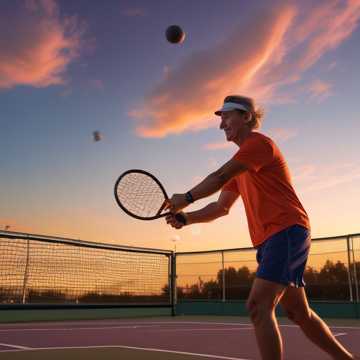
[{"x1": 165, "y1": 95, "x2": 355, "y2": 360}]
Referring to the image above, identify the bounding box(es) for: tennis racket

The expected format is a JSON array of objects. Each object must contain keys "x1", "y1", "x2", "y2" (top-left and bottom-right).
[{"x1": 114, "y1": 169, "x2": 186, "y2": 224}]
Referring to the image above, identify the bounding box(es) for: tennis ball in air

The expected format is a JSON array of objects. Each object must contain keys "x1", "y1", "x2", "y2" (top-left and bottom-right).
[
  {"x1": 92, "y1": 131, "x2": 102, "y2": 142},
  {"x1": 165, "y1": 25, "x2": 185, "y2": 44}
]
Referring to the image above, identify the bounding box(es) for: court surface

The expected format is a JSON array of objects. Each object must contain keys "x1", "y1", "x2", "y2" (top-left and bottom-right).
[{"x1": 0, "y1": 316, "x2": 359, "y2": 360}]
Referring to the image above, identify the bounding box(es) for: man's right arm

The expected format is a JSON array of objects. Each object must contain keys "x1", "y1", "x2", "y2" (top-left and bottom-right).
[{"x1": 186, "y1": 190, "x2": 239, "y2": 224}]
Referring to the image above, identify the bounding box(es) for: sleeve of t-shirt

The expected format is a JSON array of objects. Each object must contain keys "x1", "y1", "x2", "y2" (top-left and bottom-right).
[
  {"x1": 232, "y1": 135, "x2": 274, "y2": 172},
  {"x1": 222, "y1": 178, "x2": 239, "y2": 194}
]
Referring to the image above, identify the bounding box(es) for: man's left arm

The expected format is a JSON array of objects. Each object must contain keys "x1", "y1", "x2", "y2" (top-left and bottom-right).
[{"x1": 167, "y1": 158, "x2": 247, "y2": 213}]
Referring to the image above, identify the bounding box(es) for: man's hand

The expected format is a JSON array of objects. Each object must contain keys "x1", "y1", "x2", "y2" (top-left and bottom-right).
[
  {"x1": 165, "y1": 193, "x2": 189, "y2": 213},
  {"x1": 166, "y1": 212, "x2": 187, "y2": 229}
]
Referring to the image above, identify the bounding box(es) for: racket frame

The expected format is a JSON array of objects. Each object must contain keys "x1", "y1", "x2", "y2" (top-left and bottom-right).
[{"x1": 114, "y1": 169, "x2": 172, "y2": 221}]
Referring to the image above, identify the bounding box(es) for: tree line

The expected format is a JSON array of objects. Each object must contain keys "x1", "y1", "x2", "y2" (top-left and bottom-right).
[{"x1": 176, "y1": 260, "x2": 360, "y2": 301}]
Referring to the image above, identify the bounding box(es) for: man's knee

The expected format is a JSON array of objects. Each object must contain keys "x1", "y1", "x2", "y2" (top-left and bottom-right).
[
  {"x1": 246, "y1": 298, "x2": 275, "y2": 325},
  {"x1": 246, "y1": 278, "x2": 285, "y2": 325},
  {"x1": 285, "y1": 307, "x2": 312, "y2": 326}
]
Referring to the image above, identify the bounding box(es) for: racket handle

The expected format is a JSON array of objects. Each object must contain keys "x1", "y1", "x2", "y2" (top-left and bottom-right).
[{"x1": 174, "y1": 213, "x2": 187, "y2": 225}]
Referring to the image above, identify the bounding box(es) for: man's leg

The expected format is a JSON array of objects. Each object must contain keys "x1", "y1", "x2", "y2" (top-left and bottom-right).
[
  {"x1": 280, "y1": 286, "x2": 354, "y2": 360},
  {"x1": 246, "y1": 277, "x2": 286, "y2": 360}
]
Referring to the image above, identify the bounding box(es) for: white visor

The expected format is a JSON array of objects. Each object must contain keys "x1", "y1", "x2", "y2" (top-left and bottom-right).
[{"x1": 215, "y1": 102, "x2": 250, "y2": 116}]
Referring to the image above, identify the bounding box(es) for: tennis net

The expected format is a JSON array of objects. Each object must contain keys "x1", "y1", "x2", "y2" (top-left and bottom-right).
[{"x1": 0, "y1": 231, "x2": 173, "y2": 306}]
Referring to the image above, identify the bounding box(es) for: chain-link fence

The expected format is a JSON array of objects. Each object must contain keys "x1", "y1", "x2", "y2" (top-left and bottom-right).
[
  {"x1": 176, "y1": 233, "x2": 360, "y2": 302},
  {"x1": 1, "y1": 231, "x2": 359, "y2": 306}
]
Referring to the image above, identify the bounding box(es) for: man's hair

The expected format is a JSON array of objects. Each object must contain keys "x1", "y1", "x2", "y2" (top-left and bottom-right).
[{"x1": 224, "y1": 95, "x2": 264, "y2": 130}]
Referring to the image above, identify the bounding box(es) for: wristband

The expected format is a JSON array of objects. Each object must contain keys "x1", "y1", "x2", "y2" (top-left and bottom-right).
[
  {"x1": 175, "y1": 213, "x2": 187, "y2": 225},
  {"x1": 185, "y1": 191, "x2": 194, "y2": 203}
]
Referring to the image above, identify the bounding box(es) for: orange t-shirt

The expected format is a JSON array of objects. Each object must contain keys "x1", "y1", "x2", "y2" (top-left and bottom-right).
[{"x1": 222, "y1": 132, "x2": 310, "y2": 247}]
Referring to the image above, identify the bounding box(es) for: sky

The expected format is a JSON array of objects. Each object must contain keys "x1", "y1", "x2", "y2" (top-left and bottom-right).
[{"x1": 1, "y1": 0, "x2": 360, "y2": 253}]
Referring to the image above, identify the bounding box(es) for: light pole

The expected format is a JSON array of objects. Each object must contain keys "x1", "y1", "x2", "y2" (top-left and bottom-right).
[{"x1": 170, "y1": 234, "x2": 180, "y2": 306}]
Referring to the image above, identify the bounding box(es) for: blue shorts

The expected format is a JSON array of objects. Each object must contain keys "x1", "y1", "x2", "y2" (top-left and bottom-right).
[{"x1": 256, "y1": 224, "x2": 311, "y2": 287}]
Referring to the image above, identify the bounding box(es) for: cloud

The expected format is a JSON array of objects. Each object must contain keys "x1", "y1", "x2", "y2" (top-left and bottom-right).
[
  {"x1": 207, "y1": 157, "x2": 220, "y2": 169},
  {"x1": 267, "y1": 128, "x2": 298, "y2": 143},
  {"x1": 203, "y1": 141, "x2": 234, "y2": 151},
  {"x1": 293, "y1": 162, "x2": 360, "y2": 193},
  {"x1": 121, "y1": 7, "x2": 146, "y2": 17},
  {"x1": 0, "y1": 218, "x2": 17, "y2": 230},
  {"x1": 130, "y1": 1, "x2": 360, "y2": 138},
  {"x1": 131, "y1": 4, "x2": 296, "y2": 137},
  {"x1": 326, "y1": 61, "x2": 337, "y2": 71},
  {"x1": 59, "y1": 87, "x2": 72, "y2": 97},
  {"x1": 307, "y1": 80, "x2": 333, "y2": 102},
  {"x1": 163, "y1": 65, "x2": 171, "y2": 80},
  {"x1": 191, "y1": 176, "x2": 203, "y2": 186},
  {"x1": 304, "y1": 170, "x2": 360, "y2": 193},
  {"x1": 290, "y1": 0, "x2": 360, "y2": 71},
  {"x1": 293, "y1": 164, "x2": 318, "y2": 183},
  {"x1": 0, "y1": 0, "x2": 83, "y2": 89},
  {"x1": 88, "y1": 79, "x2": 105, "y2": 91}
]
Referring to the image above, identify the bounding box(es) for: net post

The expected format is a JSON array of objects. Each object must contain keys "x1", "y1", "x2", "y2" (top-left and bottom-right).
[
  {"x1": 170, "y1": 252, "x2": 177, "y2": 316},
  {"x1": 346, "y1": 236, "x2": 354, "y2": 302},
  {"x1": 222, "y1": 251, "x2": 225, "y2": 302},
  {"x1": 21, "y1": 239, "x2": 31, "y2": 304},
  {"x1": 351, "y1": 235, "x2": 359, "y2": 303}
]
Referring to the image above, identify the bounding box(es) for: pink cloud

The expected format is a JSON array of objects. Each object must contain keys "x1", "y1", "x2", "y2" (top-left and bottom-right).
[
  {"x1": 307, "y1": 80, "x2": 333, "y2": 102},
  {"x1": 121, "y1": 8, "x2": 146, "y2": 17},
  {"x1": 0, "y1": 218, "x2": 19, "y2": 231},
  {"x1": 203, "y1": 128, "x2": 297, "y2": 152},
  {"x1": 292, "y1": 0, "x2": 360, "y2": 71},
  {"x1": 326, "y1": 61, "x2": 337, "y2": 71},
  {"x1": 267, "y1": 128, "x2": 298, "y2": 143},
  {"x1": 252, "y1": 1, "x2": 360, "y2": 98},
  {"x1": 203, "y1": 141, "x2": 234, "y2": 151},
  {"x1": 131, "y1": 1, "x2": 360, "y2": 138},
  {"x1": 292, "y1": 164, "x2": 318, "y2": 183},
  {"x1": 88, "y1": 79, "x2": 105, "y2": 91},
  {"x1": 131, "y1": 5, "x2": 296, "y2": 137},
  {"x1": 0, "y1": 0, "x2": 83, "y2": 89},
  {"x1": 292, "y1": 161, "x2": 360, "y2": 193},
  {"x1": 291, "y1": 161, "x2": 360, "y2": 191}
]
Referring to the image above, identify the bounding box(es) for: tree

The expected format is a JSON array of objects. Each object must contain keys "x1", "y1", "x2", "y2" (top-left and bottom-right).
[{"x1": 177, "y1": 260, "x2": 354, "y2": 301}]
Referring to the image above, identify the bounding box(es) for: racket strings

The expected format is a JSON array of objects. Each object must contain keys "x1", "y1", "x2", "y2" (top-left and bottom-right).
[{"x1": 116, "y1": 173, "x2": 166, "y2": 217}]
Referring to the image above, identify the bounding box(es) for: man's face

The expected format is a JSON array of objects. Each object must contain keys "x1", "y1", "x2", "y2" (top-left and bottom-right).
[{"x1": 219, "y1": 110, "x2": 249, "y2": 142}]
